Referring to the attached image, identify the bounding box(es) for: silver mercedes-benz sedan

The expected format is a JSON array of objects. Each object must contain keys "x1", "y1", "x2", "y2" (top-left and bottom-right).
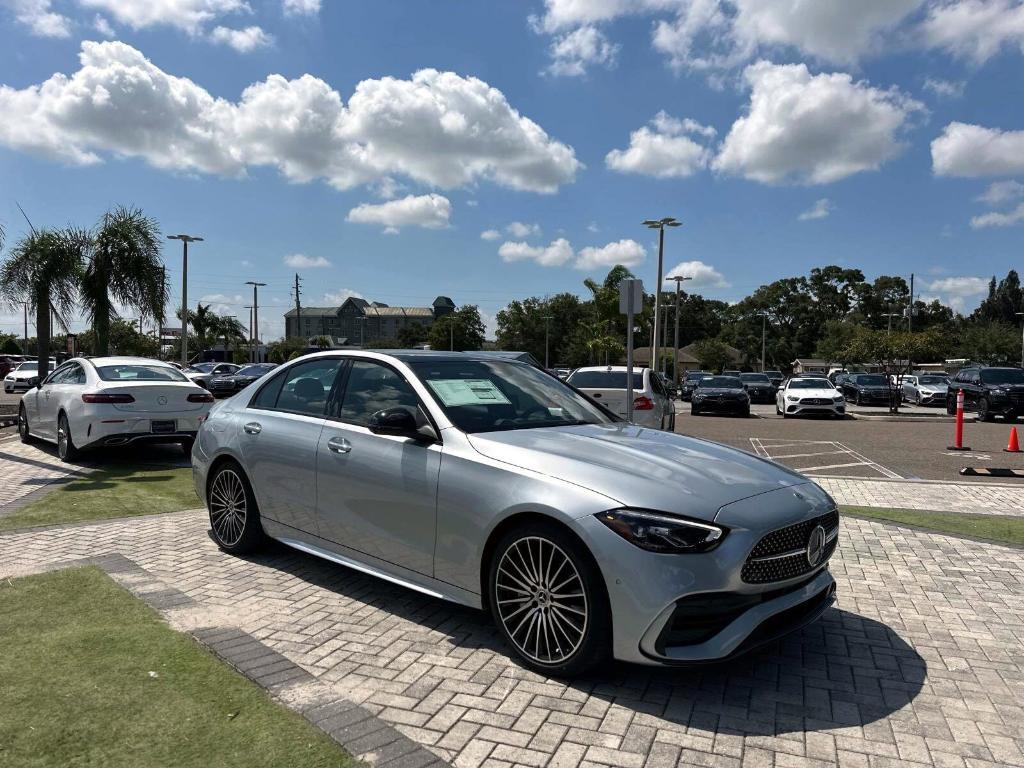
[{"x1": 193, "y1": 351, "x2": 838, "y2": 675}]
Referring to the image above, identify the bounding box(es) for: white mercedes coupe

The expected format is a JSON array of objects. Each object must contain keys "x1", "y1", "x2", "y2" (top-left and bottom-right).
[{"x1": 17, "y1": 356, "x2": 215, "y2": 461}]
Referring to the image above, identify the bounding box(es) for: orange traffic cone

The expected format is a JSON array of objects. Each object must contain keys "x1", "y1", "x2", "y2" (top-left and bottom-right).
[{"x1": 1005, "y1": 426, "x2": 1021, "y2": 453}]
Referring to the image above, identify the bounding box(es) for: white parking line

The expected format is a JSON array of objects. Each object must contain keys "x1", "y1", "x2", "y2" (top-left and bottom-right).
[{"x1": 750, "y1": 438, "x2": 902, "y2": 479}]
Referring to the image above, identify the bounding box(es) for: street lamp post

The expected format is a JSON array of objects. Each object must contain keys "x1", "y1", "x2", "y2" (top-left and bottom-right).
[
  {"x1": 167, "y1": 234, "x2": 203, "y2": 366},
  {"x1": 244, "y1": 306, "x2": 253, "y2": 360},
  {"x1": 758, "y1": 312, "x2": 768, "y2": 372},
  {"x1": 543, "y1": 315, "x2": 553, "y2": 369},
  {"x1": 882, "y1": 312, "x2": 900, "y2": 335},
  {"x1": 642, "y1": 217, "x2": 681, "y2": 376},
  {"x1": 1017, "y1": 312, "x2": 1024, "y2": 368},
  {"x1": 667, "y1": 275, "x2": 691, "y2": 384},
  {"x1": 356, "y1": 316, "x2": 366, "y2": 347},
  {"x1": 245, "y1": 281, "x2": 266, "y2": 362}
]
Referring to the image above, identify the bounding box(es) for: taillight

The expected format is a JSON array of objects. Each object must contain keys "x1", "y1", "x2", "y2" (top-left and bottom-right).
[
  {"x1": 188, "y1": 392, "x2": 215, "y2": 403},
  {"x1": 633, "y1": 396, "x2": 654, "y2": 410},
  {"x1": 82, "y1": 393, "x2": 135, "y2": 404}
]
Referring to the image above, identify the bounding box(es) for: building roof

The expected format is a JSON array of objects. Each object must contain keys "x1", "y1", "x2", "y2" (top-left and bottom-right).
[
  {"x1": 365, "y1": 306, "x2": 435, "y2": 318},
  {"x1": 793, "y1": 358, "x2": 829, "y2": 367},
  {"x1": 284, "y1": 306, "x2": 337, "y2": 318},
  {"x1": 285, "y1": 296, "x2": 448, "y2": 319}
]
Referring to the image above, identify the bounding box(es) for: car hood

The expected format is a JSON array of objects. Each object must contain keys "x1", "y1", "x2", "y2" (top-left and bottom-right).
[
  {"x1": 7, "y1": 370, "x2": 37, "y2": 379},
  {"x1": 788, "y1": 388, "x2": 838, "y2": 397},
  {"x1": 466, "y1": 423, "x2": 807, "y2": 521},
  {"x1": 694, "y1": 387, "x2": 745, "y2": 395},
  {"x1": 855, "y1": 384, "x2": 889, "y2": 390}
]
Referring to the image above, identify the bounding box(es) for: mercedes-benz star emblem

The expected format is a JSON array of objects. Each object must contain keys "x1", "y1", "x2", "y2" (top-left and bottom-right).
[
  {"x1": 157, "y1": 395, "x2": 168, "y2": 405},
  {"x1": 806, "y1": 525, "x2": 826, "y2": 566}
]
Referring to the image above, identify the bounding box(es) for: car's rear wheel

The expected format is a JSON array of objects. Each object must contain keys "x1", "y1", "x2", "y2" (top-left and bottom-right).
[
  {"x1": 56, "y1": 412, "x2": 79, "y2": 462},
  {"x1": 18, "y1": 404, "x2": 36, "y2": 444},
  {"x1": 207, "y1": 462, "x2": 265, "y2": 553},
  {"x1": 488, "y1": 521, "x2": 609, "y2": 677}
]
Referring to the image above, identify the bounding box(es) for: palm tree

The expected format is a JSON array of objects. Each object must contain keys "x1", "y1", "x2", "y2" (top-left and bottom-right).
[
  {"x1": 0, "y1": 229, "x2": 84, "y2": 375},
  {"x1": 177, "y1": 302, "x2": 217, "y2": 352},
  {"x1": 211, "y1": 315, "x2": 246, "y2": 349},
  {"x1": 81, "y1": 206, "x2": 167, "y2": 356}
]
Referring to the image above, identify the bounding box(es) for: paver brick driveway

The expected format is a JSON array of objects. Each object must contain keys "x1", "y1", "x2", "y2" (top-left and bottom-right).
[{"x1": 1, "y1": 510, "x2": 1022, "y2": 768}]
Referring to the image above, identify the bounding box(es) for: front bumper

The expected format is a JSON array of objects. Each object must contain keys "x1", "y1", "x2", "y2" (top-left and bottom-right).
[
  {"x1": 916, "y1": 391, "x2": 945, "y2": 406},
  {"x1": 4, "y1": 379, "x2": 32, "y2": 392},
  {"x1": 573, "y1": 490, "x2": 838, "y2": 665},
  {"x1": 692, "y1": 397, "x2": 748, "y2": 413},
  {"x1": 784, "y1": 399, "x2": 845, "y2": 416},
  {"x1": 848, "y1": 390, "x2": 890, "y2": 404},
  {"x1": 746, "y1": 389, "x2": 776, "y2": 403}
]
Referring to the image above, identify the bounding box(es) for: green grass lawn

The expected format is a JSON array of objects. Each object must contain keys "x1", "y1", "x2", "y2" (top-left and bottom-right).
[
  {"x1": 0, "y1": 465, "x2": 200, "y2": 531},
  {"x1": 841, "y1": 505, "x2": 1024, "y2": 547},
  {"x1": 0, "y1": 567, "x2": 357, "y2": 768}
]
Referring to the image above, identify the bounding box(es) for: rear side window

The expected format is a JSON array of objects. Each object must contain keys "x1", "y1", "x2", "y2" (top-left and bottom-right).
[
  {"x1": 567, "y1": 371, "x2": 644, "y2": 389},
  {"x1": 252, "y1": 359, "x2": 342, "y2": 416}
]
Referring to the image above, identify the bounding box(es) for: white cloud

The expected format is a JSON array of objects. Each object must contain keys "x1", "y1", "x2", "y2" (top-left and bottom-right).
[
  {"x1": 663, "y1": 260, "x2": 730, "y2": 289},
  {"x1": 798, "y1": 198, "x2": 833, "y2": 221},
  {"x1": 3, "y1": 0, "x2": 72, "y2": 37},
  {"x1": 587, "y1": 221, "x2": 600, "y2": 232},
  {"x1": 480, "y1": 229, "x2": 501, "y2": 241},
  {"x1": 323, "y1": 288, "x2": 363, "y2": 304},
  {"x1": 93, "y1": 14, "x2": 114, "y2": 36},
  {"x1": 210, "y1": 25, "x2": 272, "y2": 52},
  {"x1": 0, "y1": 42, "x2": 580, "y2": 194},
  {"x1": 198, "y1": 292, "x2": 243, "y2": 315},
  {"x1": 574, "y1": 239, "x2": 646, "y2": 270},
  {"x1": 922, "y1": 0, "x2": 1024, "y2": 63},
  {"x1": 714, "y1": 61, "x2": 923, "y2": 185},
  {"x1": 283, "y1": 0, "x2": 320, "y2": 14},
  {"x1": 971, "y1": 203, "x2": 1024, "y2": 228},
  {"x1": 928, "y1": 277, "x2": 991, "y2": 302},
  {"x1": 498, "y1": 238, "x2": 574, "y2": 267},
  {"x1": 346, "y1": 193, "x2": 452, "y2": 232},
  {"x1": 923, "y1": 77, "x2": 965, "y2": 99},
  {"x1": 284, "y1": 253, "x2": 331, "y2": 268},
  {"x1": 932, "y1": 122, "x2": 1024, "y2": 178},
  {"x1": 606, "y1": 111, "x2": 715, "y2": 178},
  {"x1": 976, "y1": 180, "x2": 1024, "y2": 205},
  {"x1": 506, "y1": 221, "x2": 541, "y2": 238},
  {"x1": 546, "y1": 25, "x2": 620, "y2": 76},
  {"x1": 78, "y1": 0, "x2": 248, "y2": 35}
]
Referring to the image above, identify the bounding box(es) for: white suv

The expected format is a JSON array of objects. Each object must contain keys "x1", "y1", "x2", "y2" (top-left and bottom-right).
[{"x1": 566, "y1": 366, "x2": 674, "y2": 430}]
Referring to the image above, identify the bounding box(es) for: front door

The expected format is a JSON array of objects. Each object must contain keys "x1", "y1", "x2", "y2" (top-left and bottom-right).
[
  {"x1": 316, "y1": 359, "x2": 440, "y2": 577},
  {"x1": 237, "y1": 357, "x2": 344, "y2": 535}
]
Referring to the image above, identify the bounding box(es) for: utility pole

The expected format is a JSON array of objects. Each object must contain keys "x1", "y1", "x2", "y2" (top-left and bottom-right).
[
  {"x1": 759, "y1": 312, "x2": 768, "y2": 373},
  {"x1": 1016, "y1": 312, "x2": 1024, "y2": 368},
  {"x1": 22, "y1": 302, "x2": 28, "y2": 354},
  {"x1": 245, "y1": 281, "x2": 266, "y2": 363},
  {"x1": 356, "y1": 316, "x2": 366, "y2": 348},
  {"x1": 540, "y1": 315, "x2": 554, "y2": 368},
  {"x1": 167, "y1": 234, "x2": 203, "y2": 366},
  {"x1": 667, "y1": 275, "x2": 691, "y2": 384},
  {"x1": 642, "y1": 217, "x2": 682, "y2": 376},
  {"x1": 293, "y1": 273, "x2": 303, "y2": 339},
  {"x1": 883, "y1": 310, "x2": 899, "y2": 334},
  {"x1": 907, "y1": 273, "x2": 914, "y2": 333},
  {"x1": 244, "y1": 306, "x2": 253, "y2": 360}
]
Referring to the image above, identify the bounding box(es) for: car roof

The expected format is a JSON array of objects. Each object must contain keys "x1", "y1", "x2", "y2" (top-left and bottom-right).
[
  {"x1": 82, "y1": 356, "x2": 177, "y2": 367},
  {"x1": 569, "y1": 365, "x2": 648, "y2": 373}
]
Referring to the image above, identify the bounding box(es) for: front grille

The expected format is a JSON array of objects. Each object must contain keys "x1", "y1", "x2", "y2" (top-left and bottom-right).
[{"x1": 741, "y1": 510, "x2": 839, "y2": 584}]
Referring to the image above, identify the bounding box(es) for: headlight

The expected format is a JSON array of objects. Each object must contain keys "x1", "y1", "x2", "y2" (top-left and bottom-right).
[
  {"x1": 596, "y1": 509, "x2": 726, "y2": 554},
  {"x1": 833, "y1": 396, "x2": 844, "y2": 403},
  {"x1": 991, "y1": 388, "x2": 1007, "y2": 396},
  {"x1": 786, "y1": 395, "x2": 799, "y2": 401}
]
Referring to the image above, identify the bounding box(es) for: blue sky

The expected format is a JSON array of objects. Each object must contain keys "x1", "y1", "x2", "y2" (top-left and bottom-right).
[{"x1": 2, "y1": 0, "x2": 1023, "y2": 340}]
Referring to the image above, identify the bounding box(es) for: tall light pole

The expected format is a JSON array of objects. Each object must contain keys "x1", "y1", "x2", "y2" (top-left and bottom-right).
[
  {"x1": 882, "y1": 311, "x2": 900, "y2": 335},
  {"x1": 667, "y1": 275, "x2": 691, "y2": 384},
  {"x1": 245, "y1": 281, "x2": 266, "y2": 362},
  {"x1": 1017, "y1": 312, "x2": 1024, "y2": 368},
  {"x1": 356, "y1": 316, "x2": 366, "y2": 347},
  {"x1": 244, "y1": 306, "x2": 253, "y2": 360},
  {"x1": 758, "y1": 311, "x2": 768, "y2": 372},
  {"x1": 642, "y1": 217, "x2": 681, "y2": 374},
  {"x1": 543, "y1": 315, "x2": 553, "y2": 369},
  {"x1": 167, "y1": 234, "x2": 203, "y2": 366}
]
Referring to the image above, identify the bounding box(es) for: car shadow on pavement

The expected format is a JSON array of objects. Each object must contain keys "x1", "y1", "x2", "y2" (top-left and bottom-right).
[{"x1": 240, "y1": 540, "x2": 926, "y2": 738}]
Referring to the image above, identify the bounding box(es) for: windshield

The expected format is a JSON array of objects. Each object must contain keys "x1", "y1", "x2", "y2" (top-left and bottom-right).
[
  {"x1": 698, "y1": 376, "x2": 742, "y2": 388},
  {"x1": 189, "y1": 363, "x2": 215, "y2": 373},
  {"x1": 97, "y1": 364, "x2": 189, "y2": 382},
  {"x1": 917, "y1": 376, "x2": 947, "y2": 385},
  {"x1": 237, "y1": 365, "x2": 274, "y2": 376},
  {"x1": 685, "y1": 372, "x2": 709, "y2": 381},
  {"x1": 16, "y1": 362, "x2": 38, "y2": 371},
  {"x1": 856, "y1": 375, "x2": 888, "y2": 385},
  {"x1": 567, "y1": 370, "x2": 643, "y2": 390},
  {"x1": 981, "y1": 369, "x2": 1024, "y2": 385},
  {"x1": 740, "y1": 373, "x2": 770, "y2": 383},
  {"x1": 412, "y1": 360, "x2": 613, "y2": 434},
  {"x1": 765, "y1": 370, "x2": 782, "y2": 377},
  {"x1": 789, "y1": 379, "x2": 833, "y2": 389}
]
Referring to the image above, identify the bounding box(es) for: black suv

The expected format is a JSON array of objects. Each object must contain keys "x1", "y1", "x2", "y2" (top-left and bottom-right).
[{"x1": 946, "y1": 366, "x2": 1024, "y2": 421}]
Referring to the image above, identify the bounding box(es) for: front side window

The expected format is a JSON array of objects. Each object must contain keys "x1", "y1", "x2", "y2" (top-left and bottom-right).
[
  {"x1": 413, "y1": 359, "x2": 613, "y2": 434},
  {"x1": 335, "y1": 360, "x2": 423, "y2": 426}
]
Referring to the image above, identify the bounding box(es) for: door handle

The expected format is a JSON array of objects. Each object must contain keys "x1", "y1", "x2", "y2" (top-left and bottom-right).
[
  {"x1": 327, "y1": 436, "x2": 352, "y2": 454},
  {"x1": 243, "y1": 422, "x2": 262, "y2": 435},
  {"x1": 592, "y1": 393, "x2": 602, "y2": 398}
]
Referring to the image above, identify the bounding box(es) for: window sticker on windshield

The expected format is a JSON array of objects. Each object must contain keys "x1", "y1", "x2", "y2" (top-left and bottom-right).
[{"x1": 427, "y1": 379, "x2": 512, "y2": 407}]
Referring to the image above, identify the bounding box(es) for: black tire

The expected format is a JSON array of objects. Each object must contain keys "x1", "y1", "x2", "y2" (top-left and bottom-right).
[
  {"x1": 207, "y1": 461, "x2": 266, "y2": 554},
  {"x1": 855, "y1": 392, "x2": 862, "y2": 406},
  {"x1": 180, "y1": 438, "x2": 195, "y2": 458},
  {"x1": 18, "y1": 404, "x2": 37, "y2": 444},
  {"x1": 742, "y1": 407, "x2": 750, "y2": 418},
  {"x1": 667, "y1": 411, "x2": 676, "y2": 432},
  {"x1": 690, "y1": 406, "x2": 699, "y2": 416},
  {"x1": 56, "y1": 412, "x2": 79, "y2": 462},
  {"x1": 487, "y1": 520, "x2": 610, "y2": 677},
  {"x1": 978, "y1": 398, "x2": 994, "y2": 422},
  {"x1": 946, "y1": 397, "x2": 956, "y2": 415}
]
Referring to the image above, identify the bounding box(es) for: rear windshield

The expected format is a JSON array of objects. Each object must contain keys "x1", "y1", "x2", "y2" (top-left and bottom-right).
[
  {"x1": 96, "y1": 364, "x2": 189, "y2": 382},
  {"x1": 567, "y1": 370, "x2": 644, "y2": 389},
  {"x1": 698, "y1": 376, "x2": 743, "y2": 388},
  {"x1": 237, "y1": 365, "x2": 275, "y2": 377},
  {"x1": 981, "y1": 369, "x2": 1024, "y2": 385},
  {"x1": 740, "y1": 373, "x2": 770, "y2": 383},
  {"x1": 855, "y1": 375, "x2": 887, "y2": 385}
]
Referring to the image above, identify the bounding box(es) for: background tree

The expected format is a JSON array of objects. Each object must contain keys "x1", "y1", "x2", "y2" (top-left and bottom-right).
[
  {"x1": 1, "y1": 333, "x2": 22, "y2": 354},
  {"x1": 81, "y1": 207, "x2": 166, "y2": 356},
  {"x1": 77, "y1": 318, "x2": 159, "y2": 357},
  {"x1": 815, "y1": 320, "x2": 860, "y2": 366},
  {"x1": 956, "y1": 321, "x2": 1019, "y2": 364},
  {"x1": 210, "y1": 315, "x2": 247, "y2": 350},
  {"x1": 396, "y1": 321, "x2": 428, "y2": 348},
  {"x1": 267, "y1": 336, "x2": 308, "y2": 363},
  {"x1": 973, "y1": 270, "x2": 1024, "y2": 324},
  {"x1": 693, "y1": 339, "x2": 733, "y2": 373},
  {"x1": 428, "y1": 305, "x2": 485, "y2": 351},
  {"x1": 495, "y1": 292, "x2": 585, "y2": 365},
  {"x1": 177, "y1": 302, "x2": 217, "y2": 353},
  {"x1": 0, "y1": 229, "x2": 84, "y2": 375}
]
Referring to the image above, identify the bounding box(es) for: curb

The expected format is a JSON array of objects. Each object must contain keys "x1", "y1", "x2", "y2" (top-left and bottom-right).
[{"x1": 32, "y1": 553, "x2": 450, "y2": 768}]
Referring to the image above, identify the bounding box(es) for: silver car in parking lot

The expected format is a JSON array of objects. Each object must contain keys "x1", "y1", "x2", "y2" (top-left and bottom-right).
[{"x1": 193, "y1": 351, "x2": 838, "y2": 675}]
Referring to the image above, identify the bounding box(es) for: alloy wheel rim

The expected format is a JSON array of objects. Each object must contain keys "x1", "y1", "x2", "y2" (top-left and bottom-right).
[
  {"x1": 57, "y1": 420, "x2": 67, "y2": 457},
  {"x1": 209, "y1": 469, "x2": 247, "y2": 546},
  {"x1": 495, "y1": 536, "x2": 587, "y2": 665},
  {"x1": 18, "y1": 408, "x2": 27, "y2": 437}
]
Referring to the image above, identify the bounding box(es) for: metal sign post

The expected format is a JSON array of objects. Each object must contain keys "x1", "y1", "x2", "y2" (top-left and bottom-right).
[{"x1": 620, "y1": 278, "x2": 644, "y2": 423}]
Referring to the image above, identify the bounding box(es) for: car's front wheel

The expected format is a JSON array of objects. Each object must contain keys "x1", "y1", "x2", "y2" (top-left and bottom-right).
[
  {"x1": 488, "y1": 521, "x2": 610, "y2": 677},
  {"x1": 978, "y1": 397, "x2": 994, "y2": 422},
  {"x1": 207, "y1": 462, "x2": 265, "y2": 553}
]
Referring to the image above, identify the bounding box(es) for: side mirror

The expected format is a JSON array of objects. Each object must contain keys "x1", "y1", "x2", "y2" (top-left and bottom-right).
[
  {"x1": 28, "y1": 376, "x2": 40, "y2": 389},
  {"x1": 368, "y1": 407, "x2": 435, "y2": 441}
]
